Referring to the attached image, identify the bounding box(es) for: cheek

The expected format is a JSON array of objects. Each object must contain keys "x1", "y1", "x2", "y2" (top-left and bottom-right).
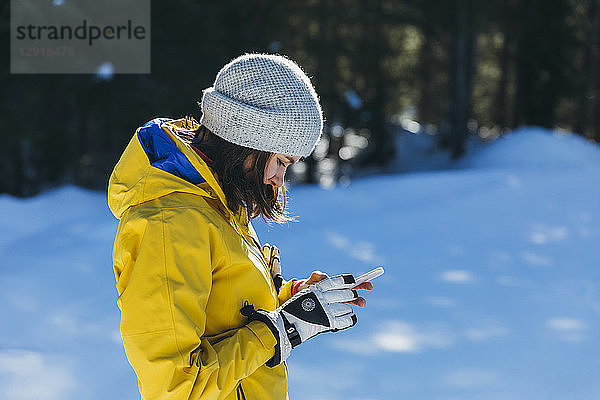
[{"x1": 264, "y1": 161, "x2": 277, "y2": 182}]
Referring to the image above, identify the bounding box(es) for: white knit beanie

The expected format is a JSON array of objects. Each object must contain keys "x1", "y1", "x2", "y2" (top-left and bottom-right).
[{"x1": 199, "y1": 54, "x2": 323, "y2": 157}]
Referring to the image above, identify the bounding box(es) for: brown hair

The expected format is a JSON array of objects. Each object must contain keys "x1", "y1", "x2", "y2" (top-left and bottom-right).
[{"x1": 175, "y1": 120, "x2": 292, "y2": 223}]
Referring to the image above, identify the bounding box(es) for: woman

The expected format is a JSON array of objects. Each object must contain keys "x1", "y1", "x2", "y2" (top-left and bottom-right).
[{"x1": 108, "y1": 54, "x2": 372, "y2": 400}]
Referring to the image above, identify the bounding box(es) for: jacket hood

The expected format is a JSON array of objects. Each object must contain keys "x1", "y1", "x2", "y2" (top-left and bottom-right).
[{"x1": 108, "y1": 117, "x2": 230, "y2": 219}]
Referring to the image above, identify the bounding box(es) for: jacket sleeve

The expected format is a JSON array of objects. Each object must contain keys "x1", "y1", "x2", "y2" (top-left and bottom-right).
[
  {"x1": 277, "y1": 279, "x2": 298, "y2": 305},
  {"x1": 113, "y1": 206, "x2": 276, "y2": 400}
]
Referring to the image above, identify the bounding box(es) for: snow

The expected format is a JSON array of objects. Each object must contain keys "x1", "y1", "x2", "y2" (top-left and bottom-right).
[
  {"x1": 463, "y1": 127, "x2": 600, "y2": 170},
  {"x1": 1, "y1": 127, "x2": 599, "y2": 399}
]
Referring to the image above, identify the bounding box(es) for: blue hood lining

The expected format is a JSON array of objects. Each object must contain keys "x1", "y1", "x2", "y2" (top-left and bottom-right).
[{"x1": 137, "y1": 118, "x2": 206, "y2": 185}]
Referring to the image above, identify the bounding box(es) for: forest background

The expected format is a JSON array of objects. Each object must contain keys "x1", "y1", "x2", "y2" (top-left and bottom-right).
[{"x1": 1, "y1": 0, "x2": 599, "y2": 195}]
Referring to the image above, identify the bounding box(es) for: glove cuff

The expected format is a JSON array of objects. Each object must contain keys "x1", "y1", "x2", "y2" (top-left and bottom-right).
[
  {"x1": 291, "y1": 279, "x2": 306, "y2": 296},
  {"x1": 281, "y1": 314, "x2": 302, "y2": 347},
  {"x1": 240, "y1": 303, "x2": 292, "y2": 367}
]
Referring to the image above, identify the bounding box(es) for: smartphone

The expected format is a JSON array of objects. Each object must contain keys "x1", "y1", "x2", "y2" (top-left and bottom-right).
[{"x1": 355, "y1": 266, "x2": 385, "y2": 285}]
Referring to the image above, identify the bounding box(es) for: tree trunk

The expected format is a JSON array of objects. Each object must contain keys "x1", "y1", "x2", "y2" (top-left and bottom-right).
[
  {"x1": 449, "y1": 0, "x2": 474, "y2": 158},
  {"x1": 494, "y1": 0, "x2": 513, "y2": 129},
  {"x1": 418, "y1": 26, "x2": 435, "y2": 126},
  {"x1": 371, "y1": 0, "x2": 395, "y2": 165},
  {"x1": 587, "y1": 0, "x2": 600, "y2": 141}
]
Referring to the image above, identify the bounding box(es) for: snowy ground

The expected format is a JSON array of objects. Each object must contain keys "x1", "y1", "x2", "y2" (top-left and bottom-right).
[{"x1": 1, "y1": 127, "x2": 599, "y2": 400}]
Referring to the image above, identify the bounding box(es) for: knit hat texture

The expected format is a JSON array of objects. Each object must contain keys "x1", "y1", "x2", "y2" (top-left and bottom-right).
[{"x1": 200, "y1": 54, "x2": 323, "y2": 157}]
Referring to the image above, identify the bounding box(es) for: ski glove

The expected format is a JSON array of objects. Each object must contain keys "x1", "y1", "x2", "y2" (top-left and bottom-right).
[{"x1": 241, "y1": 274, "x2": 359, "y2": 367}]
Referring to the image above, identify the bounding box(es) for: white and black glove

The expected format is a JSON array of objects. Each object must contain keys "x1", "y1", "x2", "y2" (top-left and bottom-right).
[{"x1": 241, "y1": 274, "x2": 358, "y2": 367}]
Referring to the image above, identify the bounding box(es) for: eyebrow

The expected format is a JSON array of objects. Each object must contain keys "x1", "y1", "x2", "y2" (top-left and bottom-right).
[{"x1": 283, "y1": 155, "x2": 299, "y2": 164}]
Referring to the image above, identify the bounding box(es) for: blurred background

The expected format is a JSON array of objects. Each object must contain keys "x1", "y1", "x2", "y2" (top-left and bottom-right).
[
  {"x1": 1, "y1": 1, "x2": 600, "y2": 400},
  {"x1": 2, "y1": 0, "x2": 600, "y2": 195}
]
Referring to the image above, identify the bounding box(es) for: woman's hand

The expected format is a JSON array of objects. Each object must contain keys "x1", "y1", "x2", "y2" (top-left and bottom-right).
[{"x1": 295, "y1": 270, "x2": 373, "y2": 307}]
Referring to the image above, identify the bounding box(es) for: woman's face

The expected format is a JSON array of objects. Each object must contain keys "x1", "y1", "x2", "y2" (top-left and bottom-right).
[{"x1": 262, "y1": 153, "x2": 300, "y2": 188}]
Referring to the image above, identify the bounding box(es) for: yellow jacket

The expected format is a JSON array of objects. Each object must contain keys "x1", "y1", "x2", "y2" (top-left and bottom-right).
[{"x1": 108, "y1": 117, "x2": 297, "y2": 400}]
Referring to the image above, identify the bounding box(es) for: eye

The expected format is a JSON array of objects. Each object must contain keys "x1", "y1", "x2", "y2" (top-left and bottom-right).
[{"x1": 278, "y1": 158, "x2": 286, "y2": 167}]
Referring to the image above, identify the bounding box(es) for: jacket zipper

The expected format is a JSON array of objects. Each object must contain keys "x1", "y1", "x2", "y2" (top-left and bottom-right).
[
  {"x1": 233, "y1": 221, "x2": 281, "y2": 298},
  {"x1": 231, "y1": 219, "x2": 270, "y2": 271},
  {"x1": 245, "y1": 235, "x2": 269, "y2": 270}
]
